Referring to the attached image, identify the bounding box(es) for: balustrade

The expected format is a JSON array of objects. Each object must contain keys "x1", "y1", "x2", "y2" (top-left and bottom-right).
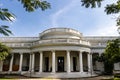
[{"x1": 1, "y1": 38, "x2": 91, "y2": 47}]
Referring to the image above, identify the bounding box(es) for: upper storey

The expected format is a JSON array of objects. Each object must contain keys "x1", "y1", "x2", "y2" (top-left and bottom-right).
[{"x1": 39, "y1": 28, "x2": 83, "y2": 40}]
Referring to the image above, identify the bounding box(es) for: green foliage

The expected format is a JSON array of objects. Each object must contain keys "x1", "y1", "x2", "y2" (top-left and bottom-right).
[
  {"x1": 103, "y1": 39, "x2": 120, "y2": 74},
  {"x1": 18, "y1": 0, "x2": 50, "y2": 12},
  {"x1": 0, "y1": 42, "x2": 11, "y2": 61},
  {"x1": 104, "y1": 60, "x2": 114, "y2": 75},
  {"x1": 104, "y1": 39, "x2": 120, "y2": 63},
  {"x1": 81, "y1": 0, "x2": 103, "y2": 8},
  {"x1": 81, "y1": 0, "x2": 120, "y2": 27},
  {"x1": 93, "y1": 39, "x2": 120, "y2": 74},
  {"x1": 0, "y1": 0, "x2": 50, "y2": 36},
  {"x1": 0, "y1": 25, "x2": 12, "y2": 36},
  {"x1": 0, "y1": 8, "x2": 15, "y2": 36},
  {"x1": 114, "y1": 74, "x2": 120, "y2": 78},
  {"x1": 104, "y1": 0, "x2": 120, "y2": 15},
  {"x1": 0, "y1": 8, "x2": 15, "y2": 21}
]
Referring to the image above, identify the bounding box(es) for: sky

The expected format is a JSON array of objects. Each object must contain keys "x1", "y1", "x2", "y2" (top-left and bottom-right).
[{"x1": 0, "y1": 0, "x2": 119, "y2": 37}]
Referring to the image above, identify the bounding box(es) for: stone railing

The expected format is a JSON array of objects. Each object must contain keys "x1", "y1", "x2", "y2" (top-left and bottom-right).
[
  {"x1": 0, "y1": 37, "x2": 39, "y2": 42},
  {"x1": 90, "y1": 43, "x2": 107, "y2": 47},
  {"x1": 1, "y1": 38, "x2": 109, "y2": 48},
  {"x1": 2, "y1": 39, "x2": 90, "y2": 48},
  {"x1": 3, "y1": 43, "x2": 32, "y2": 48},
  {"x1": 33, "y1": 38, "x2": 90, "y2": 46},
  {"x1": 40, "y1": 28, "x2": 82, "y2": 37}
]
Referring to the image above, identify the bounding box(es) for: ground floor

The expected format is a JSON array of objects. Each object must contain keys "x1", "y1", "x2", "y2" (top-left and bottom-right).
[{"x1": 0, "y1": 50, "x2": 106, "y2": 78}]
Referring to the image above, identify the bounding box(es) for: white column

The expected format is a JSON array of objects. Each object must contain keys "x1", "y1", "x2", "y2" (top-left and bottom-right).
[
  {"x1": 79, "y1": 51, "x2": 83, "y2": 72},
  {"x1": 90, "y1": 53, "x2": 93, "y2": 73},
  {"x1": 39, "y1": 51, "x2": 43, "y2": 73},
  {"x1": 9, "y1": 53, "x2": 14, "y2": 71},
  {"x1": 0, "y1": 61, "x2": 3, "y2": 72},
  {"x1": 19, "y1": 53, "x2": 23, "y2": 72},
  {"x1": 52, "y1": 51, "x2": 55, "y2": 73},
  {"x1": 29, "y1": 53, "x2": 32, "y2": 71},
  {"x1": 31, "y1": 53, "x2": 35, "y2": 72},
  {"x1": 67, "y1": 51, "x2": 70, "y2": 73},
  {"x1": 87, "y1": 52, "x2": 91, "y2": 72}
]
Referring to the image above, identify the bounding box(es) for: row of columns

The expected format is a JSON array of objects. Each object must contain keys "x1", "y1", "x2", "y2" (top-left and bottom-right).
[{"x1": 1, "y1": 51, "x2": 92, "y2": 73}]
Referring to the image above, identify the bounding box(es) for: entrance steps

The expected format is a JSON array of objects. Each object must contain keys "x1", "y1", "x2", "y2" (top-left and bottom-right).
[{"x1": 23, "y1": 72, "x2": 98, "y2": 78}]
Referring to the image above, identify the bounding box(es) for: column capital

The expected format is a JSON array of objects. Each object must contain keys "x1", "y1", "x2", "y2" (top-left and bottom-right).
[
  {"x1": 79, "y1": 51, "x2": 83, "y2": 53},
  {"x1": 30, "y1": 52, "x2": 34, "y2": 55},
  {"x1": 11, "y1": 53, "x2": 14, "y2": 56},
  {"x1": 79, "y1": 50, "x2": 86, "y2": 53},
  {"x1": 66, "y1": 50, "x2": 70, "y2": 53},
  {"x1": 39, "y1": 51, "x2": 43, "y2": 53},
  {"x1": 87, "y1": 52, "x2": 91, "y2": 54},
  {"x1": 51, "y1": 50, "x2": 55, "y2": 53},
  {"x1": 19, "y1": 52, "x2": 23, "y2": 54}
]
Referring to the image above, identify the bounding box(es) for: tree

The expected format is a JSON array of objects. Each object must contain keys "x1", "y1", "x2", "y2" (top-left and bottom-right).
[
  {"x1": 81, "y1": 0, "x2": 120, "y2": 32},
  {"x1": 0, "y1": 42, "x2": 11, "y2": 61},
  {"x1": 96, "y1": 39, "x2": 120, "y2": 74},
  {"x1": 0, "y1": 0, "x2": 50, "y2": 36}
]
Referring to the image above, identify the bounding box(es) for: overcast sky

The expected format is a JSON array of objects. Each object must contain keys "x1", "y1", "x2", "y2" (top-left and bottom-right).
[{"x1": 0, "y1": 0, "x2": 119, "y2": 37}]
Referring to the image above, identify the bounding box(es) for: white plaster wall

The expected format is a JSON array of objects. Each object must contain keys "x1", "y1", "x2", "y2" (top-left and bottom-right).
[
  {"x1": 96, "y1": 61, "x2": 104, "y2": 71},
  {"x1": 114, "y1": 62, "x2": 120, "y2": 70}
]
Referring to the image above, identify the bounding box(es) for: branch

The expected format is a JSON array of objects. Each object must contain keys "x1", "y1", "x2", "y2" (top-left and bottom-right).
[
  {"x1": 18, "y1": 0, "x2": 51, "y2": 12},
  {"x1": 0, "y1": 8, "x2": 15, "y2": 21},
  {"x1": 81, "y1": 0, "x2": 103, "y2": 8},
  {"x1": 0, "y1": 25, "x2": 12, "y2": 36}
]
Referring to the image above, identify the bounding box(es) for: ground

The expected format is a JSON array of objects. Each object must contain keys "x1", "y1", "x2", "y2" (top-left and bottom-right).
[{"x1": 0, "y1": 75, "x2": 115, "y2": 80}]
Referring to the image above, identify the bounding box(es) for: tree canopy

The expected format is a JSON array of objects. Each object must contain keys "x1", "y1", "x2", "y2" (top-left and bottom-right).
[
  {"x1": 0, "y1": 42, "x2": 11, "y2": 61},
  {"x1": 96, "y1": 39, "x2": 120, "y2": 74},
  {"x1": 0, "y1": 0, "x2": 50, "y2": 36},
  {"x1": 81, "y1": 0, "x2": 120, "y2": 33},
  {"x1": 104, "y1": 39, "x2": 120, "y2": 63}
]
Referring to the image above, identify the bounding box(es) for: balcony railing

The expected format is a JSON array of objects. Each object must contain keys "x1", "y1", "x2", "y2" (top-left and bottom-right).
[
  {"x1": 3, "y1": 43, "x2": 32, "y2": 48},
  {"x1": 33, "y1": 38, "x2": 90, "y2": 46},
  {"x1": 40, "y1": 28, "x2": 82, "y2": 37},
  {"x1": 1, "y1": 38, "x2": 109, "y2": 48},
  {"x1": 0, "y1": 37, "x2": 39, "y2": 42}
]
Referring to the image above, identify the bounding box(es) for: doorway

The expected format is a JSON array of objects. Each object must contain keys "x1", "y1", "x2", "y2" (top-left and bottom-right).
[
  {"x1": 73, "y1": 57, "x2": 77, "y2": 71},
  {"x1": 45, "y1": 57, "x2": 49, "y2": 72},
  {"x1": 57, "y1": 57, "x2": 64, "y2": 72}
]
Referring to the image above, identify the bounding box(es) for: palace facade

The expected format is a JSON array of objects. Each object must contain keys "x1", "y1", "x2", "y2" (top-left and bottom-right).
[{"x1": 0, "y1": 28, "x2": 119, "y2": 78}]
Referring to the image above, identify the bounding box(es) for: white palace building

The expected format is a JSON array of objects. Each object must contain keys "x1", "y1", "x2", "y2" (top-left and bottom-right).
[{"x1": 0, "y1": 28, "x2": 119, "y2": 78}]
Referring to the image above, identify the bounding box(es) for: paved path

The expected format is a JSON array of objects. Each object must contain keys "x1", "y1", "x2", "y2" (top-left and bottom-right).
[{"x1": 2, "y1": 75, "x2": 114, "y2": 80}]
